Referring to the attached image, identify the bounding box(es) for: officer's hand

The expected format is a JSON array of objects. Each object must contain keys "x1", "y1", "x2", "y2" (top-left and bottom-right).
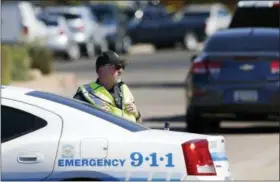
[
  {"x1": 125, "y1": 103, "x2": 139, "y2": 117},
  {"x1": 100, "y1": 105, "x2": 110, "y2": 112}
]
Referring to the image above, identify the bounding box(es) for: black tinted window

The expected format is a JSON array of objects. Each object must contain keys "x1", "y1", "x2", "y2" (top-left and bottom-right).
[
  {"x1": 204, "y1": 33, "x2": 280, "y2": 52},
  {"x1": 229, "y1": 7, "x2": 280, "y2": 28},
  {"x1": 122, "y1": 9, "x2": 135, "y2": 22},
  {"x1": 40, "y1": 18, "x2": 59, "y2": 26},
  {"x1": 91, "y1": 7, "x2": 115, "y2": 22},
  {"x1": 49, "y1": 13, "x2": 81, "y2": 20},
  {"x1": 183, "y1": 12, "x2": 210, "y2": 18},
  {"x1": 1, "y1": 106, "x2": 47, "y2": 143}
]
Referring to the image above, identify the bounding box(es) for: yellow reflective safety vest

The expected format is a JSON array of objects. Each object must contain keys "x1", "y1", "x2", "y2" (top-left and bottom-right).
[{"x1": 78, "y1": 81, "x2": 139, "y2": 123}]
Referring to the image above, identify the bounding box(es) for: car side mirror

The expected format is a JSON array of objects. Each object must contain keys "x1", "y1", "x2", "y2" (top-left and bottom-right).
[{"x1": 190, "y1": 55, "x2": 197, "y2": 62}]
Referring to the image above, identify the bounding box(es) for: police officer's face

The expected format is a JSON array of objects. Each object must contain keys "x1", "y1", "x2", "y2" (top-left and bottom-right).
[{"x1": 103, "y1": 64, "x2": 124, "y2": 82}]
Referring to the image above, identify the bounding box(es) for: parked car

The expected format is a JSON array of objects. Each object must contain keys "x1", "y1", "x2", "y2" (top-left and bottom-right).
[
  {"x1": 178, "y1": 3, "x2": 232, "y2": 37},
  {"x1": 1, "y1": 85, "x2": 232, "y2": 181},
  {"x1": 43, "y1": 6, "x2": 108, "y2": 58},
  {"x1": 119, "y1": 6, "x2": 137, "y2": 24},
  {"x1": 184, "y1": 28, "x2": 280, "y2": 133},
  {"x1": 88, "y1": 3, "x2": 132, "y2": 54},
  {"x1": 229, "y1": 0, "x2": 279, "y2": 28},
  {"x1": 127, "y1": 6, "x2": 206, "y2": 51},
  {"x1": 37, "y1": 13, "x2": 81, "y2": 61},
  {"x1": 1, "y1": 1, "x2": 48, "y2": 45}
]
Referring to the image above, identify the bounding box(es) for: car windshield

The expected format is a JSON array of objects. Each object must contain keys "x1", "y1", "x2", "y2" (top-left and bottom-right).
[
  {"x1": 26, "y1": 91, "x2": 150, "y2": 132},
  {"x1": 90, "y1": 6, "x2": 115, "y2": 23}
]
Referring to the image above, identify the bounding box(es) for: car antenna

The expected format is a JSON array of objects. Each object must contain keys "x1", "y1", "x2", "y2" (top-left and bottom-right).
[{"x1": 164, "y1": 122, "x2": 170, "y2": 131}]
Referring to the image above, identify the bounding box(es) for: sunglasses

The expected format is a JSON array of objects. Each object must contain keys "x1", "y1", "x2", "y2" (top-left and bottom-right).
[{"x1": 114, "y1": 64, "x2": 125, "y2": 70}]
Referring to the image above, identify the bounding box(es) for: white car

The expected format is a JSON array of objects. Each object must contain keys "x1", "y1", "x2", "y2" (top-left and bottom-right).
[{"x1": 1, "y1": 86, "x2": 233, "y2": 181}]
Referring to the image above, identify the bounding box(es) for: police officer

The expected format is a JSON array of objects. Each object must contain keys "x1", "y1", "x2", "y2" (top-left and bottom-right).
[{"x1": 73, "y1": 51, "x2": 142, "y2": 123}]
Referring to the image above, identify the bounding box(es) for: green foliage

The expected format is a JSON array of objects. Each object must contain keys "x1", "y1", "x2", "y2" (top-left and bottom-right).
[
  {"x1": 27, "y1": 43, "x2": 54, "y2": 75},
  {"x1": 1, "y1": 45, "x2": 13, "y2": 85},
  {"x1": 10, "y1": 45, "x2": 31, "y2": 81}
]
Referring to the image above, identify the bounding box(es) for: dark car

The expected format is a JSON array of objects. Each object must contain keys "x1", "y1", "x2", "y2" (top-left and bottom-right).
[
  {"x1": 127, "y1": 6, "x2": 207, "y2": 51},
  {"x1": 229, "y1": 0, "x2": 279, "y2": 28},
  {"x1": 184, "y1": 28, "x2": 280, "y2": 133},
  {"x1": 88, "y1": 3, "x2": 132, "y2": 54}
]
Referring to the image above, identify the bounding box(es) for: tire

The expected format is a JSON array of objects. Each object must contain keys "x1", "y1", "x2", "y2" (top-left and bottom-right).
[
  {"x1": 64, "y1": 43, "x2": 81, "y2": 61},
  {"x1": 120, "y1": 35, "x2": 132, "y2": 54},
  {"x1": 114, "y1": 35, "x2": 132, "y2": 54},
  {"x1": 85, "y1": 41, "x2": 96, "y2": 59},
  {"x1": 186, "y1": 107, "x2": 221, "y2": 134},
  {"x1": 97, "y1": 39, "x2": 109, "y2": 54},
  {"x1": 183, "y1": 32, "x2": 199, "y2": 51}
]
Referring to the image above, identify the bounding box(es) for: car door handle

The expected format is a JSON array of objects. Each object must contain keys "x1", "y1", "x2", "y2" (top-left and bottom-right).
[{"x1": 17, "y1": 153, "x2": 44, "y2": 164}]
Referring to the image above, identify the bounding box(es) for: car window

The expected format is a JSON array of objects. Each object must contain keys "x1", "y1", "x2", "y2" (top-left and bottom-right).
[
  {"x1": 229, "y1": 6, "x2": 280, "y2": 28},
  {"x1": 90, "y1": 6, "x2": 115, "y2": 23},
  {"x1": 217, "y1": 8, "x2": 229, "y2": 17},
  {"x1": 26, "y1": 91, "x2": 149, "y2": 132},
  {"x1": 122, "y1": 9, "x2": 135, "y2": 22},
  {"x1": 1, "y1": 105, "x2": 48, "y2": 143},
  {"x1": 183, "y1": 11, "x2": 210, "y2": 18},
  {"x1": 49, "y1": 12, "x2": 82, "y2": 20},
  {"x1": 39, "y1": 17, "x2": 59, "y2": 26},
  {"x1": 204, "y1": 32, "x2": 280, "y2": 52}
]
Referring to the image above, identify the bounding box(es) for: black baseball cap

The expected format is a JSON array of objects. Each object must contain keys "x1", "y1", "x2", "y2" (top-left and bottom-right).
[{"x1": 95, "y1": 51, "x2": 127, "y2": 72}]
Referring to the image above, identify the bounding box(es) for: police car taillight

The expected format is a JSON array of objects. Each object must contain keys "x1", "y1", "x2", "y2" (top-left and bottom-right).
[
  {"x1": 182, "y1": 139, "x2": 217, "y2": 176},
  {"x1": 191, "y1": 61, "x2": 221, "y2": 74},
  {"x1": 271, "y1": 60, "x2": 280, "y2": 74},
  {"x1": 272, "y1": 1, "x2": 279, "y2": 7}
]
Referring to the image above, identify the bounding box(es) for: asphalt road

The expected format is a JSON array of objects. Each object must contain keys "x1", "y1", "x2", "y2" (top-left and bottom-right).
[{"x1": 54, "y1": 50, "x2": 279, "y2": 180}]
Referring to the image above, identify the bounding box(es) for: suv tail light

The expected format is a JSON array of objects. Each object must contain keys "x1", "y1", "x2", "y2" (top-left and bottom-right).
[
  {"x1": 271, "y1": 60, "x2": 280, "y2": 74},
  {"x1": 191, "y1": 61, "x2": 221, "y2": 74},
  {"x1": 182, "y1": 139, "x2": 216, "y2": 176}
]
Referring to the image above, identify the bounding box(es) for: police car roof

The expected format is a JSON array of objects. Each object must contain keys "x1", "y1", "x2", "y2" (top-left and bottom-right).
[
  {"x1": 1, "y1": 85, "x2": 35, "y2": 96},
  {"x1": 1, "y1": 85, "x2": 148, "y2": 132}
]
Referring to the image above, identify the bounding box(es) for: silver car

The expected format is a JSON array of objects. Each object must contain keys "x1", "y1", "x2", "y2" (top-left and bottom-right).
[
  {"x1": 38, "y1": 14, "x2": 81, "y2": 61},
  {"x1": 43, "y1": 6, "x2": 108, "y2": 58}
]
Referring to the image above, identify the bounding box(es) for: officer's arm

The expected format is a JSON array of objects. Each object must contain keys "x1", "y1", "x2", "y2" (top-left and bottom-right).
[
  {"x1": 124, "y1": 84, "x2": 143, "y2": 123},
  {"x1": 73, "y1": 88, "x2": 88, "y2": 103},
  {"x1": 135, "y1": 109, "x2": 142, "y2": 123},
  {"x1": 73, "y1": 87, "x2": 97, "y2": 106}
]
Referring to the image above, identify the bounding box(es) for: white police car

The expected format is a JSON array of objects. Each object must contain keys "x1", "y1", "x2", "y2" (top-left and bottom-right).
[{"x1": 1, "y1": 85, "x2": 232, "y2": 181}]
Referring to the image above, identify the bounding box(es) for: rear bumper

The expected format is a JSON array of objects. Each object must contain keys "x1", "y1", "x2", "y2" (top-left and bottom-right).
[
  {"x1": 187, "y1": 82, "x2": 280, "y2": 119},
  {"x1": 183, "y1": 175, "x2": 233, "y2": 181},
  {"x1": 193, "y1": 104, "x2": 280, "y2": 113}
]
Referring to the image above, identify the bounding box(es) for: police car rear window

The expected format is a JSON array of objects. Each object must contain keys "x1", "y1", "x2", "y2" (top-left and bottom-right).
[{"x1": 26, "y1": 91, "x2": 149, "y2": 132}]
